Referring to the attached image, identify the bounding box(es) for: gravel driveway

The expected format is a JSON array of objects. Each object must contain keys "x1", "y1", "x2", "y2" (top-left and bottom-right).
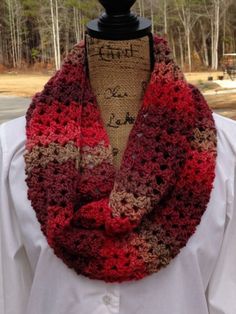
[{"x1": 0, "y1": 96, "x2": 31, "y2": 124}]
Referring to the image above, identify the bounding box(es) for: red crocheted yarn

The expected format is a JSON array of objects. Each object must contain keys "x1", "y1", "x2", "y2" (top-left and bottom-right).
[{"x1": 24, "y1": 34, "x2": 217, "y2": 283}]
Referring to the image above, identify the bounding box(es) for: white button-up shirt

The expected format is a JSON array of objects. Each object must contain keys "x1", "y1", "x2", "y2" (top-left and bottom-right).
[{"x1": 0, "y1": 113, "x2": 236, "y2": 314}]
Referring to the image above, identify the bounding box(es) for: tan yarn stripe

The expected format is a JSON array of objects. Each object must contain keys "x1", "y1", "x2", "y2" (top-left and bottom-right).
[
  {"x1": 191, "y1": 128, "x2": 217, "y2": 151},
  {"x1": 24, "y1": 142, "x2": 113, "y2": 173},
  {"x1": 80, "y1": 144, "x2": 113, "y2": 169},
  {"x1": 130, "y1": 226, "x2": 171, "y2": 271},
  {"x1": 109, "y1": 185, "x2": 151, "y2": 221},
  {"x1": 24, "y1": 142, "x2": 80, "y2": 173}
]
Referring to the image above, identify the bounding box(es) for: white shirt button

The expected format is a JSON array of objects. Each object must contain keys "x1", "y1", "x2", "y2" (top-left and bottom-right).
[{"x1": 102, "y1": 294, "x2": 112, "y2": 305}]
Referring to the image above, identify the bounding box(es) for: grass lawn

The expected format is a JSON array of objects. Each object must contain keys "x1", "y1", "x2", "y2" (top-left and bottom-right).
[{"x1": 0, "y1": 71, "x2": 236, "y2": 121}]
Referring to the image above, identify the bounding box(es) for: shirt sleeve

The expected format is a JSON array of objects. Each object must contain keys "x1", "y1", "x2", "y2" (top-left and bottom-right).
[
  {"x1": 0, "y1": 123, "x2": 33, "y2": 314},
  {"x1": 207, "y1": 161, "x2": 236, "y2": 314}
]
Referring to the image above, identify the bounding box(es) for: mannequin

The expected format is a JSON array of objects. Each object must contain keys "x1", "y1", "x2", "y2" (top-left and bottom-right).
[
  {"x1": 86, "y1": 35, "x2": 151, "y2": 168},
  {"x1": 86, "y1": 0, "x2": 153, "y2": 168}
]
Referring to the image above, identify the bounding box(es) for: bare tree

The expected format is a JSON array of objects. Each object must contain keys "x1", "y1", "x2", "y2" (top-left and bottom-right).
[
  {"x1": 164, "y1": 0, "x2": 168, "y2": 35},
  {"x1": 175, "y1": 0, "x2": 199, "y2": 71},
  {"x1": 204, "y1": 0, "x2": 232, "y2": 70},
  {"x1": 200, "y1": 22, "x2": 209, "y2": 67},
  {"x1": 211, "y1": 0, "x2": 220, "y2": 70},
  {"x1": 0, "y1": 0, "x2": 236, "y2": 70},
  {"x1": 138, "y1": 0, "x2": 145, "y2": 17},
  {"x1": 150, "y1": 0, "x2": 154, "y2": 33},
  {"x1": 6, "y1": 0, "x2": 22, "y2": 67},
  {"x1": 50, "y1": 0, "x2": 61, "y2": 70}
]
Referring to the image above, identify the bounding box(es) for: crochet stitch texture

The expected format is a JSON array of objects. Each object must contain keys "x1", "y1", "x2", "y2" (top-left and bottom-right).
[{"x1": 24, "y1": 34, "x2": 217, "y2": 283}]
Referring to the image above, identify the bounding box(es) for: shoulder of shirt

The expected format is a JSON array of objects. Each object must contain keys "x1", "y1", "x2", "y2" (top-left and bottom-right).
[
  {"x1": 213, "y1": 113, "x2": 236, "y2": 158},
  {"x1": 0, "y1": 116, "x2": 26, "y2": 155}
]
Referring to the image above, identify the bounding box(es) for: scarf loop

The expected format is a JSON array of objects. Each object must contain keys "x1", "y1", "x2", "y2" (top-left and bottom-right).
[{"x1": 24, "y1": 34, "x2": 217, "y2": 283}]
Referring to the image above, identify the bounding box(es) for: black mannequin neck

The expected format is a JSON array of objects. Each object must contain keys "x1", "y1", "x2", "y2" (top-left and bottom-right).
[{"x1": 86, "y1": 0, "x2": 152, "y2": 40}]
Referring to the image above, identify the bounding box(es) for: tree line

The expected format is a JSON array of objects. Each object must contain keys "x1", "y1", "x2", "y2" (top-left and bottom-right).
[{"x1": 0, "y1": 0, "x2": 236, "y2": 72}]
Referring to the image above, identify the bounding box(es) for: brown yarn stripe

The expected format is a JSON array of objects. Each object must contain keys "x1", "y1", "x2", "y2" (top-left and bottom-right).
[
  {"x1": 24, "y1": 142, "x2": 114, "y2": 174},
  {"x1": 24, "y1": 142, "x2": 80, "y2": 173},
  {"x1": 109, "y1": 185, "x2": 151, "y2": 221},
  {"x1": 81, "y1": 144, "x2": 113, "y2": 169},
  {"x1": 191, "y1": 128, "x2": 217, "y2": 151}
]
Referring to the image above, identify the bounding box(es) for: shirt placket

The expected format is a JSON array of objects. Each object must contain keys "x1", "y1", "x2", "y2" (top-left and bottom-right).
[{"x1": 101, "y1": 283, "x2": 120, "y2": 314}]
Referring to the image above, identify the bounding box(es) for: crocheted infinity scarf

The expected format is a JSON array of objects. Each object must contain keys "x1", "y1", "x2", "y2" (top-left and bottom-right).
[{"x1": 24, "y1": 34, "x2": 217, "y2": 283}]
